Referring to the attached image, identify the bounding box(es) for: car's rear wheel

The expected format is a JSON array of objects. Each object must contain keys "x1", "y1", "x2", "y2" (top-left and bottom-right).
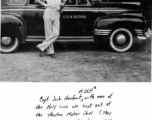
[
  {"x1": 0, "y1": 36, "x2": 20, "y2": 53},
  {"x1": 109, "y1": 28, "x2": 133, "y2": 52}
]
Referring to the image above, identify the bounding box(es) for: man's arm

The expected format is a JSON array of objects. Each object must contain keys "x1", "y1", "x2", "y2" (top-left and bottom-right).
[
  {"x1": 36, "y1": 0, "x2": 46, "y2": 6},
  {"x1": 60, "y1": 0, "x2": 67, "y2": 7}
]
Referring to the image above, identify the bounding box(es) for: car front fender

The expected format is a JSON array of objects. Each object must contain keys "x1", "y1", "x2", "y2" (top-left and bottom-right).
[{"x1": 1, "y1": 13, "x2": 26, "y2": 44}]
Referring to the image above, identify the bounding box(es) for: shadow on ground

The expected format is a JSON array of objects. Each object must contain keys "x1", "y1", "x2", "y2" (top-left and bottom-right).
[
  {"x1": 1, "y1": 38, "x2": 151, "y2": 82},
  {"x1": 18, "y1": 39, "x2": 151, "y2": 53}
]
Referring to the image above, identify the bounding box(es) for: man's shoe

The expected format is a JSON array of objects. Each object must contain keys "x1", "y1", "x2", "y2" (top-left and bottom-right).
[
  {"x1": 49, "y1": 54, "x2": 56, "y2": 58},
  {"x1": 36, "y1": 45, "x2": 43, "y2": 57}
]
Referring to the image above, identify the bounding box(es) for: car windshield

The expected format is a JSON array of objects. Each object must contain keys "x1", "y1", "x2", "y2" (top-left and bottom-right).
[{"x1": 7, "y1": 0, "x2": 27, "y2": 5}]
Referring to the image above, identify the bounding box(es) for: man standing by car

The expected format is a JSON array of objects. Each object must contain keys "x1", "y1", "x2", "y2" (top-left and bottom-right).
[{"x1": 36, "y1": 0, "x2": 65, "y2": 58}]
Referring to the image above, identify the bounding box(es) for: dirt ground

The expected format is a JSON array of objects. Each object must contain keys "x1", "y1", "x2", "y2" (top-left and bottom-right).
[{"x1": 0, "y1": 39, "x2": 151, "y2": 82}]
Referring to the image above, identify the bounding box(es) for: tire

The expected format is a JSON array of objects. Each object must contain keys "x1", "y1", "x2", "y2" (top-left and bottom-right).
[
  {"x1": 0, "y1": 36, "x2": 20, "y2": 53},
  {"x1": 109, "y1": 28, "x2": 133, "y2": 52}
]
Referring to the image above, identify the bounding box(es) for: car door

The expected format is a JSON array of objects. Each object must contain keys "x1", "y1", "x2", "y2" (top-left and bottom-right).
[
  {"x1": 60, "y1": 0, "x2": 94, "y2": 37},
  {"x1": 25, "y1": 0, "x2": 45, "y2": 37},
  {"x1": 24, "y1": 0, "x2": 96, "y2": 41}
]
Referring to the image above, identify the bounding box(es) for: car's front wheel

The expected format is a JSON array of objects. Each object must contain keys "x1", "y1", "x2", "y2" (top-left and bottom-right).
[
  {"x1": 109, "y1": 28, "x2": 133, "y2": 52},
  {"x1": 0, "y1": 36, "x2": 20, "y2": 53}
]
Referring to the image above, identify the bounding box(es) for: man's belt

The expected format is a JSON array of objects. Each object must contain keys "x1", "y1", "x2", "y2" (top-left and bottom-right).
[{"x1": 48, "y1": 6, "x2": 60, "y2": 12}]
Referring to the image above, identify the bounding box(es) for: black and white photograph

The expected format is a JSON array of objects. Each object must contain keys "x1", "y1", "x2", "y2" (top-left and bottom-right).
[
  {"x1": 0, "y1": 0, "x2": 151, "y2": 82},
  {"x1": 0, "y1": 0, "x2": 152, "y2": 120}
]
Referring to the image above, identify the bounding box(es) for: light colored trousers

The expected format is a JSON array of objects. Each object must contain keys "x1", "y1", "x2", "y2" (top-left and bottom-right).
[{"x1": 37, "y1": 8, "x2": 60, "y2": 54}]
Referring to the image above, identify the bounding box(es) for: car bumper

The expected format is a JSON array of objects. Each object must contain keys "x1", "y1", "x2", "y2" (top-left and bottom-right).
[
  {"x1": 138, "y1": 36, "x2": 147, "y2": 41},
  {"x1": 134, "y1": 36, "x2": 148, "y2": 43}
]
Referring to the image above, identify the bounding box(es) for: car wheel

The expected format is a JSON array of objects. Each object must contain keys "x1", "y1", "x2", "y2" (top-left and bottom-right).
[
  {"x1": 0, "y1": 36, "x2": 20, "y2": 53},
  {"x1": 109, "y1": 28, "x2": 133, "y2": 52}
]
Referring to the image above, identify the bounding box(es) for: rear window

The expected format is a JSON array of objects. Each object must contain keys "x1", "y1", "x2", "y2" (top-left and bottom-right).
[{"x1": 7, "y1": 0, "x2": 27, "y2": 5}]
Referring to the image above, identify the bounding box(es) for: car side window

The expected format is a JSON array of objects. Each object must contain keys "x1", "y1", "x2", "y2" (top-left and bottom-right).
[
  {"x1": 7, "y1": 0, "x2": 27, "y2": 5},
  {"x1": 78, "y1": 0, "x2": 87, "y2": 5},
  {"x1": 66, "y1": 0, "x2": 77, "y2": 5},
  {"x1": 65, "y1": 0, "x2": 88, "y2": 5},
  {"x1": 29, "y1": 0, "x2": 88, "y2": 5},
  {"x1": 29, "y1": 0, "x2": 46, "y2": 4},
  {"x1": 29, "y1": 0, "x2": 38, "y2": 4}
]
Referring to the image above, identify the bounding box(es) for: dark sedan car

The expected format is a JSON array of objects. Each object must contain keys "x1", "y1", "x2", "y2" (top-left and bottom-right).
[{"x1": 1, "y1": 0, "x2": 147, "y2": 53}]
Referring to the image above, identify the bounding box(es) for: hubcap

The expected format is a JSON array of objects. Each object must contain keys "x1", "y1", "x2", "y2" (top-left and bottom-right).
[
  {"x1": 116, "y1": 34, "x2": 126, "y2": 45},
  {"x1": 2, "y1": 37, "x2": 12, "y2": 45}
]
